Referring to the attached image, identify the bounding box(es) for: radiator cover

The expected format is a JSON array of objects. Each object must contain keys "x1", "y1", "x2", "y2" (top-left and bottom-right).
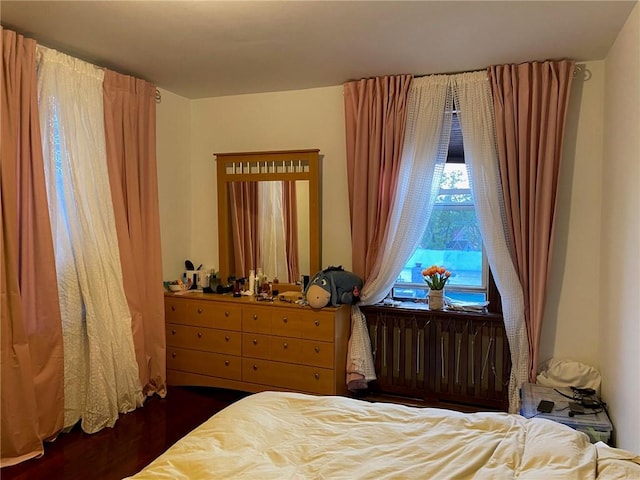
[{"x1": 361, "y1": 305, "x2": 510, "y2": 411}]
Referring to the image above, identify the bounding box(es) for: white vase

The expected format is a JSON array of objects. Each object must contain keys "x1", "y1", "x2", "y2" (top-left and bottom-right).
[{"x1": 429, "y1": 289, "x2": 445, "y2": 310}]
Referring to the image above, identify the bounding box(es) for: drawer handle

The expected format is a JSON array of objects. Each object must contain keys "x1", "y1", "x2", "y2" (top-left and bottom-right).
[
  {"x1": 171, "y1": 352, "x2": 176, "y2": 358},
  {"x1": 225, "y1": 335, "x2": 230, "y2": 342},
  {"x1": 314, "y1": 373, "x2": 320, "y2": 380},
  {"x1": 171, "y1": 305, "x2": 176, "y2": 312},
  {"x1": 252, "y1": 364, "x2": 258, "y2": 371},
  {"x1": 171, "y1": 329, "x2": 176, "y2": 335},
  {"x1": 314, "y1": 346, "x2": 320, "y2": 353},
  {"x1": 225, "y1": 311, "x2": 230, "y2": 317},
  {"x1": 197, "y1": 308, "x2": 203, "y2": 314},
  {"x1": 314, "y1": 320, "x2": 320, "y2": 327},
  {"x1": 197, "y1": 332, "x2": 202, "y2": 338},
  {"x1": 253, "y1": 314, "x2": 258, "y2": 320},
  {"x1": 283, "y1": 342, "x2": 288, "y2": 349},
  {"x1": 282, "y1": 317, "x2": 288, "y2": 323},
  {"x1": 224, "y1": 360, "x2": 230, "y2": 366},
  {"x1": 252, "y1": 339, "x2": 258, "y2": 345}
]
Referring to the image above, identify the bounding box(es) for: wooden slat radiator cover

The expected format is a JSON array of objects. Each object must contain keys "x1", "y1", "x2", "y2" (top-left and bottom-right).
[{"x1": 361, "y1": 306, "x2": 511, "y2": 411}]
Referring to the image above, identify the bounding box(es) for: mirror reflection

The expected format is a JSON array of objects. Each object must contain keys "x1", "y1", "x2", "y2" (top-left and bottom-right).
[{"x1": 227, "y1": 180, "x2": 309, "y2": 283}]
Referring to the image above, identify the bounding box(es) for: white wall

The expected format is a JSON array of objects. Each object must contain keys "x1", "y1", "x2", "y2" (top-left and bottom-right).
[
  {"x1": 188, "y1": 86, "x2": 352, "y2": 277},
  {"x1": 601, "y1": 2, "x2": 640, "y2": 452},
  {"x1": 156, "y1": 88, "x2": 191, "y2": 280}
]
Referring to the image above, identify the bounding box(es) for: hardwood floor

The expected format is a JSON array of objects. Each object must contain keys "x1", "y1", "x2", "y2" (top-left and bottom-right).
[{"x1": 2, "y1": 386, "x2": 249, "y2": 480}]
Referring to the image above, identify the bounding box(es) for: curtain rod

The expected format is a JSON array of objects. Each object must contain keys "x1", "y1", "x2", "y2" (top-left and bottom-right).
[
  {"x1": 154, "y1": 64, "x2": 587, "y2": 104},
  {"x1": 414, "y1": 62, "x2": 588, "y2": 81},
  {"x1": 573, "y1": 64, "x2": 591, "y2": 81}
]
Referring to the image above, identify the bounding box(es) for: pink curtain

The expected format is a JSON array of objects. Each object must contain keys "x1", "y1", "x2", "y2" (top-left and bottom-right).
[
  {"x1": 488, "y1": 60, "x2": 575, "y2": 381},
  {"x1": 228, "y1": 181, "x2": 259, "y2": 279},
  {"x1": 283, "y1": 181, "x2": 299, "y2": 282},
  {"x1": 1, "y1": 28, "x2": 64, "y2": 466},
  {"x1": 103, "y1": 70, "x2": 166, "y2": 397},
  {"x1": 344, "y1": 75, "x2": 412, "y2": 280}
]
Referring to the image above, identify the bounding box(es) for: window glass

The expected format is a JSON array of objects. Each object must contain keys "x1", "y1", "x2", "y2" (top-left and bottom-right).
[{"x1": 394, "y1": 162, "x2": 486, "y2": 302}]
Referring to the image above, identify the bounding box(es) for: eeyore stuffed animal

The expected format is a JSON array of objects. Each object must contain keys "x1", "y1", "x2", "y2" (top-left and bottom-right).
[{"x1": 304, "y1": 266, "x2": 363, "y2": 309}]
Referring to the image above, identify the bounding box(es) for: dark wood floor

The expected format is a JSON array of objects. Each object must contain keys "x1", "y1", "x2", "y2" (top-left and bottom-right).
[{"x1": 2, "y1": 386, "x2": 249, "y2": 480}]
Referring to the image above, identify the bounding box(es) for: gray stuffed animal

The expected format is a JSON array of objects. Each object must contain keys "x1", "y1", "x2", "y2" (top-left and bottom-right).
[{"x1": 304, "y1": 266, "x2": 363, "y2": 309}]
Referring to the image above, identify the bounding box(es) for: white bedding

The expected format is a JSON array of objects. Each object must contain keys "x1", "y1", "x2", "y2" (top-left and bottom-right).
[{"x1": 127, "y1": 391, "x2": 640, "y2": 479}]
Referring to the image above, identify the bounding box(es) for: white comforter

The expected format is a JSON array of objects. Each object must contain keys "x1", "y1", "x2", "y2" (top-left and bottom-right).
[{"x1": 127, "y1": 391, "x2": 640, "y2": 479}]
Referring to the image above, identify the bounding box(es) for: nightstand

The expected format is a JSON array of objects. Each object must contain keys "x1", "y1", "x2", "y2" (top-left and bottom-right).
[{"x1": 520, "y1": 382, "x2": 613, "y2": 444}]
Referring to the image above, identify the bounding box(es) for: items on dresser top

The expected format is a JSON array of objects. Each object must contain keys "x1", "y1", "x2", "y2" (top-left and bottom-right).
[
  {"x1": 278, "y1": 290, "x2": 304, "y2": 303},
  {"x1": 164, "y1": 292, "x2": 350, "y2": 396}
]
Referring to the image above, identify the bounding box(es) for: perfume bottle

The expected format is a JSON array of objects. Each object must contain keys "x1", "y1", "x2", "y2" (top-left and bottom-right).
[{"x1": 248, "y1": 270, "x2": 255, "y2": 295}]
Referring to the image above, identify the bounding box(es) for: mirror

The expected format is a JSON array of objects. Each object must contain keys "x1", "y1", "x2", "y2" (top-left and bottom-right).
[
  {"x1": 227, "y1": 180, "x2": 309, "y2": 282},
  {"x1": 215, "y1": 149, "x2": 321, "y2": 291}
]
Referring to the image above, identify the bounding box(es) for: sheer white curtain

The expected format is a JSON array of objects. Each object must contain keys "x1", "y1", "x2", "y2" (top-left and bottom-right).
[
  {"x1": 347, "y1": 75, "x2": 453, "y2": 389},
  {"x1": 36, "y1": 46, "x2": 143, "y2": 433},
  {"x1": 451, "y1": 72, "x2": 529, "y2": 413},
  {"x1": 258, "y1": 181, "x2": 288, "y2": 281},
  {"x1": 347, "y1": 72, "x2": 530, "y2": 410}
]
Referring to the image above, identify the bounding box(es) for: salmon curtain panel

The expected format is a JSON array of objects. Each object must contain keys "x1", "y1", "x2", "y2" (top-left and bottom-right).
[
  {"x1": 283, "y1": 181, "x2": 300, "y2": 282},
  {"x1": 344, "y1": 75, "x2": 413, "y2": 280},
  {"x1": 228, "y1": 181, "x2": 259, "y2": 279},
  {"x1": 103, "y1": 70, "x2": 166, "y2": 397},
  {"x1": 343, "y1": 74, "x2": 413, "y2": 389},
  {"x1": 1, "y1": 28, "x2": 65, "y2": 467},
  {"x1": 488, "y1": 60, "x2": 575, "y2": 381}
]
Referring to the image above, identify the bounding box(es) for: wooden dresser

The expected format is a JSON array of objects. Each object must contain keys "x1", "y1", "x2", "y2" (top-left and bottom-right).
[{"x1": 165, "y1": 292, "x2": 351, "y2": 396}]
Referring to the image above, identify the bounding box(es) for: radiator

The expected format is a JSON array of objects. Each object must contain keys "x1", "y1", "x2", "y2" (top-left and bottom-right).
[{"x1": 362, "y1": 307, "x2": 511, "y2": 410}]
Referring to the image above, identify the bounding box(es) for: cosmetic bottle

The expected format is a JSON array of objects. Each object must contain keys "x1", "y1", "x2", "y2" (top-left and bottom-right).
[{"x1": 248, "y1": 270, "x2": 255, "y2": 295}]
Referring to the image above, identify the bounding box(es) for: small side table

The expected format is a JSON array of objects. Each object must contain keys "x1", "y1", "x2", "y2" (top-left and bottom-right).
[{"x1": 520, "y1": 382, "x2": 613, "y2": 444}]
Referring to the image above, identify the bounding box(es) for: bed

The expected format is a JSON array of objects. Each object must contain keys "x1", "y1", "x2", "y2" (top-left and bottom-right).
[{"x1": 127, "y1": 391, "x2": 640, "y2": 479}]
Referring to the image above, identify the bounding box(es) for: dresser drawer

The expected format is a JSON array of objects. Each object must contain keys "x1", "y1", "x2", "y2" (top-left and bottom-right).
[
  {"x1": 293, "y1": 365, "x2": 335, "y2": 394},
  {"x1": 167, "y1": 323, "x2": 241, "y2": 355},
  {"x1": 165, "y1": 297, "x2": 188, "y2": 323},
  {"x1": 302, "y1": 310, "x2": 335, "y2": 342},
  {"x1": 270, "y1": 337, "x2": 303, "y2": 364},
  {"x1": 167, "y1": 347, "x2": 241, "y2": 380},
  {"x1": 212, "y1": 305, "x2": 242, "y2": 331},
  {"x1": 242, "y1": 333, "x2": 271, "y2": 360},
  {"x1": 270, "y1": 308, "x2": 303, "y2": 338},
  {"x1": 243, "y1": 307, "x2": 272, "y2": 334},
  {"x1": 302, "y1": 340, "x2": 334, "y2": 368},
  {"x1": 242, "y1": 358, "x2": 334, "y2": 394},
  {"x1": 185, "y1": 300, "x2": 216, "y2": 328}
]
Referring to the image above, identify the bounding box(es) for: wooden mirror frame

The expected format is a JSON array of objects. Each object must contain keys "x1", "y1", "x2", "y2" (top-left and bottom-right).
[{"x1": 215, "y1": 149, "x2": 321, "y2": 291}]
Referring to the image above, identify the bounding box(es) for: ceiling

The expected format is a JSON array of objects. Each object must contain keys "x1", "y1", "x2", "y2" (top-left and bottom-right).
[{"x1": 1, "y1": 1, "x2": 637, "y2": 99}]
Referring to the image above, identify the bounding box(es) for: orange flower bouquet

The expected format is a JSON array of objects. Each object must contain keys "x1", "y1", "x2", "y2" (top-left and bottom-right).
[{"x1": 421, "y1": 265, "x2": 451, "y2": 290}]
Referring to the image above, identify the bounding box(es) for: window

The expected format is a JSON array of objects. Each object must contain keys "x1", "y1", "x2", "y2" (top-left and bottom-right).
[{"x1": 393, "y1": 113, "x2": 488, "y2": 303}]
